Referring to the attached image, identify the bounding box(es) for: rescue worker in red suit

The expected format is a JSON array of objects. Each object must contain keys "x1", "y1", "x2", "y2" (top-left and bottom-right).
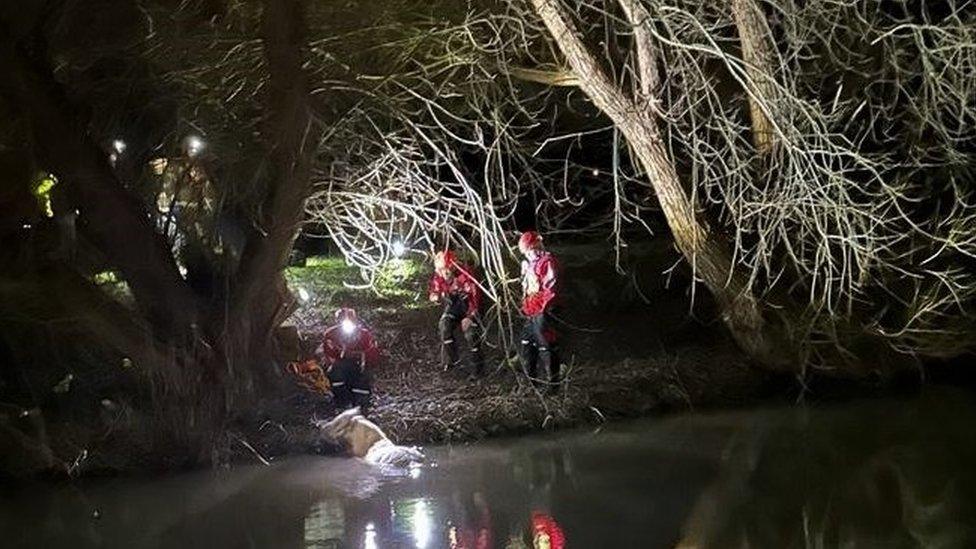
[
  {"x1": 429, "y1": 250, "x2": 485, "y2": 375},
  {"x1": 321, "y1": 308, "x2": 379, "y2": 410},
  {"x1": 518, "y1": 231, "x2": 561, "y2": 393}
]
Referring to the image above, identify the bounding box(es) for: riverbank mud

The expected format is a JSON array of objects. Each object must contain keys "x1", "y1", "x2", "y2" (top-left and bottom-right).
[
  {"x1": 0, "y1": 241, "x2": 803, "y2": 479},
  {"x1": 246, "y1": 242, "x2": 782, "y2": 460}
]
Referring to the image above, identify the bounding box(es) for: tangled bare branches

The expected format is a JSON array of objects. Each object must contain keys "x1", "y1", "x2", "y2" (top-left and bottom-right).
[
  {"x1": 297, "y1": 0, "x2": 976, "y2": 364},
  {"x1": 521, "y1": 0, "x2": 976, "y2": 363},
  {"x1": 301, "y1": 7, "x2": 580, "y2": 345},
  {"x1": 137, "y1": 0, "x2": 976, "y2": 367}
]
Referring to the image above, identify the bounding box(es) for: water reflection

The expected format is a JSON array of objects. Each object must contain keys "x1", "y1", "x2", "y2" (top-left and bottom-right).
[
  {"x1": 297, "y1": 456, "x2": 574, "y2": 548},
  {"x1": 363, "y1": 522, "x2": 377, "y2": 549},
  {"x1": 674, "y1": 392, "x2": 976, "y2": 548},
  {"x1": 303, "y1": 498, "x2": 344, "y2": 548},
  {"x1": 4, "y1": 389, "x2": 975, "y2": 548},
  {"x1": 395, "y1": 498, "x2": 434, "y2": 548},
  {"x1": 530, "y1": 512, "x2": 566, "y2": 549},
  {"x1": 447, "y1": 491, "x2": 492, "y2": 549}
]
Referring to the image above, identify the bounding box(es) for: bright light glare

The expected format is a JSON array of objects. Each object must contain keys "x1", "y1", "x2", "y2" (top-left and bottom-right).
[
  {"x1": 411, "y1": 500, "x2": 432, "y2": 548},
  {"x1": 112, "y1": 139, "x2": 126, "y2": 154},
  {"x1": 185, "y1": 135, "x2": 205, "y2": 158},
  {"x1": 341, "y1": 318, "x2": 356, "y2": 335},
  {"x1": 408, "y1": 462, "x2": 421, "y2": 479},
  {"x1": 392, "y1": 240, "x2": 406, "y2": 258},
  {"x1": 364, "y1": 522, "x2": 377, "y2": 549},
  {"x1": 297, "y1": 287, "x2": 310, "y2": 302},
  {"x1": 591, "y1": 168, "x2": 600, "y2": 176}
]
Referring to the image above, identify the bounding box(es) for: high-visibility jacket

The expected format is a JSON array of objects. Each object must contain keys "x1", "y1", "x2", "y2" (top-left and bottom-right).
[{"x1": 521, "y1": 251, "x2": 558, "y2": 316}]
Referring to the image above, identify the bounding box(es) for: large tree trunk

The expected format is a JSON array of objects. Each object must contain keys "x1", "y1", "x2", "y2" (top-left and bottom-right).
[
  {"x1": 214, "y1": 0, "x2": 316, "y2": 400},
  {"x1": 1, "y1": 2, "x2": 318, "y2": 469},
  {"x1": 0, "y1": 30, "x2": 201, "y2": 339},
  {"x1": 730, "y1": 0, "x2": 779, "y2": 155},
  {"x1": 530, "y1": 0, "x2": 786, "y2": 367}
]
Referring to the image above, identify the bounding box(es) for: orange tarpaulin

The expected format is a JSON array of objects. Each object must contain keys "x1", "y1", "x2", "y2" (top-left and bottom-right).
[{"x1": 286, "y1": 359, "x2": 331, "y2": 395}]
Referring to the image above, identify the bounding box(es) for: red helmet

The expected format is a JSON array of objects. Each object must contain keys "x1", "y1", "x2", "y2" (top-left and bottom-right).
[
  {"x1": 433, "y1": 250, "x2": 456, "y2": 271},
  {"x1": 334, "y1": 307, "x2": 358, "y2": 322},
  {"x1": 518, "y1": 231, "x2": 543, "y2": 252}
]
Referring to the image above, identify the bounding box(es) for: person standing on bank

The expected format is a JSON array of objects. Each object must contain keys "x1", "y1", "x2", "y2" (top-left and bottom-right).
[
  {"x1": 518, "y1": 231, "x2": 561, "y2": 393},
  {"x1": 429, "y1": 250, "x2": 486, "y2": 376}
]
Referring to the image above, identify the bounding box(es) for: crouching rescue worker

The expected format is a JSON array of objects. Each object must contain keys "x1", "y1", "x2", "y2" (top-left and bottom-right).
[
  {"x1": 321, "y1": 308, "x2": 379, "y2": 410},
  {"x1": 518, "y1": 231, "x2": 561, "y2": 393},
  {"x1": 429, "y1": 250, "x2": 485, "y2": 375}
]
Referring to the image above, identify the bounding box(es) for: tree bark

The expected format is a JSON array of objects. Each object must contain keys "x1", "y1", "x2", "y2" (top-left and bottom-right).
[
  {"x1": 509, "y1": 66, "x2": 580, "y2": 86},
  {"x1": 0, "y1": 32, "x2": 202, "y2": 338},
  {"x1": 530, "y1": 0, "x2": 785, "y2": 367},
  {"x1": 216, "y1": 0, "x2": 315, "y2": 393},
  {"x1": 617, "y1": 0, "x2": 660, "y2": 98},
  {"x1": 730, "y1": 0, "x2": 778, "y2": 155}
]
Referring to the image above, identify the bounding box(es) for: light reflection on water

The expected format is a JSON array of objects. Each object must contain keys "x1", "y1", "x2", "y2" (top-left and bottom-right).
[
  {"x1": 2, "y1": 388, "x2": 976, "y2": 548},
  {"x1": 405, "y1": 499, "x2": 433, "y2": 548},
  {"x1": 301, "y1": 496, "x2": 441, "y2": 548},
  {"x1": 363, "y1": 522, "x2": 377, "y2": 549},
  {"x1": 303, "y1": 498, "x2": 344, "y2": 548}
]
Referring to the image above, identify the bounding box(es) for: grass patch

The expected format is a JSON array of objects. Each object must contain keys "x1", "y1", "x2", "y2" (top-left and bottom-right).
[
  {"x1": 374, "y1": 258, "x2": 426, "y2": 300},
  {"x1": 284, "y1": 255, "x2": 429, "y2": 327}
]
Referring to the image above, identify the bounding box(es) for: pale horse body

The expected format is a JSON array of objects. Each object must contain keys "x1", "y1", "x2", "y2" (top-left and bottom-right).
[{"x1": 316, "y1": 407, "x2": 424, "y2": 466}]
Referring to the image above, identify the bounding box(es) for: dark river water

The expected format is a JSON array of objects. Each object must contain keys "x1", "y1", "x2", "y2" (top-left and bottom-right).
[{"x1": 3, "y1": 388, "x2": 976, "y2": 548}]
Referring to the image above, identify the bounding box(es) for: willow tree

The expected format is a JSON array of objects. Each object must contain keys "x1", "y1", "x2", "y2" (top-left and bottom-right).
[
  {"x1": 730, "y1": 0, "x2": 778, "y2": 156},
  {"x1": 292, "y1": 0, "x2": 975, "y2": 374},
  {"x1": 528, "y1": 0, "x2": 784, "y2": 365},
  {"x1": 514, "y1": 0, "x2": 976, "y2": 372},
  {"x1": 0, "y1": 0, "x2": 317, "y2": 464}
]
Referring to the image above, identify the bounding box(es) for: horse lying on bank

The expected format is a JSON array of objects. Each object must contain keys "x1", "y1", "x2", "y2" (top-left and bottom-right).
[{"x1": 315, "y1": 407, "x2": 424, "y2": 467}]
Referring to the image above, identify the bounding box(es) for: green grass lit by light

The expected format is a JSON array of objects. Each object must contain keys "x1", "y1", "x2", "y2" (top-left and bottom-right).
[
  {"x1": 285, "y1": 255, "x2": 429, "y2": 314},
  {"x1": 374, "y1": 258, "x2": 425, "y2": 297},
  {"x1": 285, "y1": 256, "x2": 359, "y2": 298},
  {"x1": 32, "y1": 173, "x2": 57, "y2": 218},
  {"x1": 303, "y1": 256, "x2": 347, "y2": 268}
]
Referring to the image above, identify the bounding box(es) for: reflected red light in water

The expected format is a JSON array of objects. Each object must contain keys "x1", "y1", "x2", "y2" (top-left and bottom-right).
[{"x1": 531, "y1": 512, "x2": 565, "y2": 549}]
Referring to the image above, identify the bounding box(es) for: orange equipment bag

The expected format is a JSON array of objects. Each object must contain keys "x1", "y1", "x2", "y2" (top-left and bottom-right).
[{"x1": 286, "y1": 359, "x2": 331, "y2": 395}]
